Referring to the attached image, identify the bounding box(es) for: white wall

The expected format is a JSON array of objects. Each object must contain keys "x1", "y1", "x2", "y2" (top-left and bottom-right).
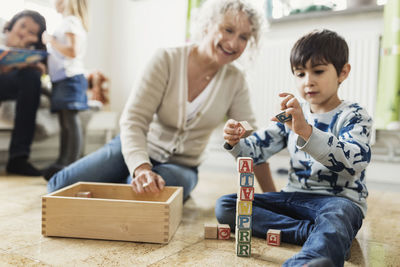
[
  {"x1": 85, "y1": 0, "x2": 188, "y2": 113},
  {"x1": 246, "y1": 10, "x2": 384, "y2": 127}
]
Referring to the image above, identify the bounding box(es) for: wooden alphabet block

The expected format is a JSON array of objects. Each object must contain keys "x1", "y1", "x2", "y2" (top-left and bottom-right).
[
  {"x1": 236, "y1": 242, "x2": 251, "y2": 257},
  {"x1": 217, "y1": 224, "x2": 231, "y2": 240},
  {"x1": 204, "y1": 223, "x2": 218, "y2": 239},
  {"x1": 236, "y1": 215, "x2": 252, "y2": 229},
  {"x1": 238, "y1": 121, "x2": 254, "y2": 138},
  {"x1": 75, "y1": 191, "x2": 92, "y2": 198},
  {"x1": 275, "y1": 111, "x2": 292, "y2": 123},
  {"x1": 238, "y1": 186, "x2": 254, "y2": 201},
  {"x1": 235, "y1": 228, "x2": 251, "y2": 242},
  {"x1": 238, "y1": 173, "x2": 254, "y2": 187},
  {"x1": 236, "y1": 200, "x2": 252, "y2": 215},
  {"x1": 267, "y1": 229, "x2": 281, "y2": 246},
  {"x1": 237, "y1": 157, "x2": 253, "y2": 173}
]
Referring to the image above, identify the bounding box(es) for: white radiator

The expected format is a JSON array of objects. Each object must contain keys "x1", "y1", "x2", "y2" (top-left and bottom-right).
[{"x1": 246, "y1": 33, "x2": 381, "y2": 129}]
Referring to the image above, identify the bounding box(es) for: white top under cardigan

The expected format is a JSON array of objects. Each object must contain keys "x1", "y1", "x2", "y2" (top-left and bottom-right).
[{"x1": 120, "y1": 44, "x2": 256, "y2": 176}]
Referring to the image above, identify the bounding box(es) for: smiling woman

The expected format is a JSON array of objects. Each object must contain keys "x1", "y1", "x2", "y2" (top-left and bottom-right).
[{"x1": 47, "y1": 0, "x2": 266, "y2": 203}]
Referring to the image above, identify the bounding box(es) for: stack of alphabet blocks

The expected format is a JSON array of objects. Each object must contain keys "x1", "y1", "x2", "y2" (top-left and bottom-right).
[{"x1": 236, "y1": 157, "x2": 255, "y2": 257}]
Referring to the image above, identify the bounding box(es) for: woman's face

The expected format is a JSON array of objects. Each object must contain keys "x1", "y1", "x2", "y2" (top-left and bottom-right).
[
  {"x1": 204, "y1": 10, "x2": 252, "y2": 66},
  {"x1": 5, "y1": 16, "x2": 40, "y2": 48}
]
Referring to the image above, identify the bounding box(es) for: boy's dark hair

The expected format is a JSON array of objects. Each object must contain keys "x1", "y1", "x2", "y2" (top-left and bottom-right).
[
  {"x1": 290, "y1": 29, "x2": 348, "y2": 76},
  {"x1": 3, "y1": 10, "x2": 47, "y2": 50}
]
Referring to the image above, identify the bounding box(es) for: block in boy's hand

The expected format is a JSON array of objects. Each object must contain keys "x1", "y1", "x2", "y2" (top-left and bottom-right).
[
  {"x1": 204, "y1": 223, "x2": 218, "y2": 239},
  {"x1": 238, "y1": 121, "x2": 253, "y2": 138},
  {"x1": 275, "y1": 111, "x2": 292, "y2": 123}
]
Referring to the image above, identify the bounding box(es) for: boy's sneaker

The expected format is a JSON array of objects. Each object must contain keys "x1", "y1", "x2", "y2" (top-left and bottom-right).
[{"x1": 6, "y1": 157, "x2": 42, "y2": 176}]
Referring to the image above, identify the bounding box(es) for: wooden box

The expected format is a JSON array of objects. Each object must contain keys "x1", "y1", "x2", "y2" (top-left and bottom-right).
[{"x1": 42, "y1": 182, "x2": 183, "y2": 244}]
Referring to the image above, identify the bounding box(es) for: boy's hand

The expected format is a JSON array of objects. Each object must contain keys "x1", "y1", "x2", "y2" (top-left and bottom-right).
[
  {"x1": 272, "y1": 92, "x2": 312, "y2": 141},
  {"x1": 223, "y1": 119, "x2": 243, "y2": 147},
  {"x1": 132, "y1": 163, "x2": 165, "y2": 194}
]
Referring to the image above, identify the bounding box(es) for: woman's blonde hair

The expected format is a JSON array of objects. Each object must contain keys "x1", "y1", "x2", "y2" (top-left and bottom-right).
[
  {"x1": 65, "y1": 0, "x2": 89, "y2": 31},
  {"x1": 191, "y1": 0, "x2": 264, "y2": 48}
]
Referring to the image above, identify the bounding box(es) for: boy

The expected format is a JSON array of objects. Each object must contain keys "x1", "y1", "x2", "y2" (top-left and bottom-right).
[{"x1": 216, "y1": 29, "x2": 372, "y2": 267}]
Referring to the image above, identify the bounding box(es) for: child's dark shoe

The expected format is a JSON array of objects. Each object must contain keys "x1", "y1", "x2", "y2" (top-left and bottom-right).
[{"x1": 6, "y1": 157, "x2": 42, "y2": 176}]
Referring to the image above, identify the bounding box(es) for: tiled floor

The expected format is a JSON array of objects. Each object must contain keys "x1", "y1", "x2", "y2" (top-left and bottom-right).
[{"x1": 0, "y1": 153, "x2": 399, "y2": 266}]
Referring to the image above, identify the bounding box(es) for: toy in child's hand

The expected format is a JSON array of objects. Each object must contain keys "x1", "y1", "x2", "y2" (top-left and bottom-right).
[
  {"x1": 238, "y1": 121, "x2": 253, "y2": 138},
  {"x1": 275, "y1": 111, "x2": 292, "y2": 123}
]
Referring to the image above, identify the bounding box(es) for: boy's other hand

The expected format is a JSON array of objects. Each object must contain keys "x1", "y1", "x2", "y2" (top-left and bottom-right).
[
  {"x1": 272, "y1": 92, "x2": 312, "y2": 141},
  {"x1": 223, "y1": 119, "x2": 243, "y2": 147}
]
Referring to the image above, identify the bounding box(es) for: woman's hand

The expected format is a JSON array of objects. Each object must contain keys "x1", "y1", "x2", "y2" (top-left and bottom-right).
[
  {"x1": 131, "y1": 163, "x2": 165, "y2": 194},
  {"x1": 271, "y1": 92, "x2": 312, "y2": 141},
  {"x1": 223, "y1": 119, "x2": 243, "y2": 147}
]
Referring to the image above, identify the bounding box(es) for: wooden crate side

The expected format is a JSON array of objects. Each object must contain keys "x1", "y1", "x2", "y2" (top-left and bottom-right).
[
  {"x1": 49, "y1": 182, "x2": 85, "y2": 197},
  {"x1": 166, "y1": 187, "x2": 183, "y2": 242},
  {"x1": 43, "y1": 197, "x2": 169, "y2": 243}
]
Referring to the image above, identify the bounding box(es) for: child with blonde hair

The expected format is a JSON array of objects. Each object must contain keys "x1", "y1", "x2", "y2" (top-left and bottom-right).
[{"x1": 42, "y1": 0, "x2": 89, "y2": 180}]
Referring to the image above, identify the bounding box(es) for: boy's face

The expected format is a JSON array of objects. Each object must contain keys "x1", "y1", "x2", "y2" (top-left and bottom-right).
[{"x1": 293, "y1": 60, "x2": 350, "y2": 113}]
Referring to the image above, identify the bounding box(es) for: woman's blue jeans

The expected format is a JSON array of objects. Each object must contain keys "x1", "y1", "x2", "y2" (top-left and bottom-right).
[
  {"x1": 215, "y1": 192, "x2": 363, "y2": 267},
  {"x1": 47, "y1": 136, "x2": 198, "y2": 200}
]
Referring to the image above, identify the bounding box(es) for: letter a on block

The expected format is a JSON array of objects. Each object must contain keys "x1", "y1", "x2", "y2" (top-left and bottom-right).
[
  {"x1": 267, "y1": 229, "x2": 281, "y2": 246},
  {"x1": 237, "y1": 200, "x2": 252, "y2": 215},
  {"x1": 239, "y1": 173, "x2": 254, "y2": 187},
  {"x1": 237, "y1": 157, "x2": 253, "y2": 173},
  {"x1": 239, "y1": 187, "x2": 254, "y2": 201}
]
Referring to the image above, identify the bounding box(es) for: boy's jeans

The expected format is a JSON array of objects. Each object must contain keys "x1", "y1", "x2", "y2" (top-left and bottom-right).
[
  {"x1": 47, "y1": 135, "x2": 198, "y2": 200},
  {"x1": 215, "y1": 192, "x2": 363, "y2": 267}
]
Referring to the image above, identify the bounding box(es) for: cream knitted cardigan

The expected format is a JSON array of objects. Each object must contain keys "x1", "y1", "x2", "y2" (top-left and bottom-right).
[{"x1": 120, "y1": 44, "x2": 256, "y2": 176}]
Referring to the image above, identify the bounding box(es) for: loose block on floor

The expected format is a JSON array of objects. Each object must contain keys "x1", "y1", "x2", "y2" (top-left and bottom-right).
[
  {"x1": 267, "y1": 229, "x2": 281, "y2": 246},
  {"x1": 75, "y1": 191, "x2": 92, "y2": 198},
  {"x1": 204, "y1": 223, "x2": 218, "y2": 239},
  {"x1": 42, "y1": 182, "x2": 183, "y2": 244},
  {"x1": 217, "y1": 224, "x2": 231, "y2": 240}
]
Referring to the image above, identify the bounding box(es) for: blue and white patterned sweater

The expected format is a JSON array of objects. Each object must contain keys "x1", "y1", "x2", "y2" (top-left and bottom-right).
[{"x1": 227, "y1": 100, "x2": 372, "y2": 216}]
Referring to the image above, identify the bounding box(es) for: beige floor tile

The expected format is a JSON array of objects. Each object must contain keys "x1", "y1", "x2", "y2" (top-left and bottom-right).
[{"x1": 0, "y1": 251, "x2": 50, "y2": 267}]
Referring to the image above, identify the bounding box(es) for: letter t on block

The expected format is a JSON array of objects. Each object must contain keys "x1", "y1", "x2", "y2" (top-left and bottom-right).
[{"x1": 237, "y1": 157, "x2": 253, "y2": 173}]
